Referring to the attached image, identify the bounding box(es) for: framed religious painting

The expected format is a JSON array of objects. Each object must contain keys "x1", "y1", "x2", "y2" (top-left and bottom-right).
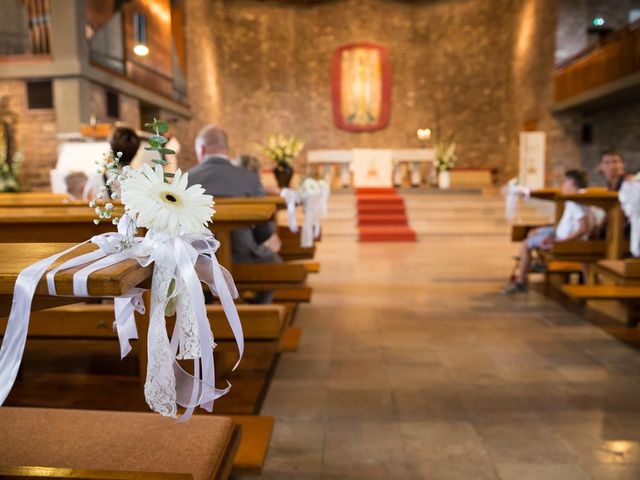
[{"x1": 332, "y1": 43, "x2": 392, "y2": 132}]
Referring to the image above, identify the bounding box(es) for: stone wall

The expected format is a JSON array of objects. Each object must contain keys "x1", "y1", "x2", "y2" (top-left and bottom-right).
[
  {"x1": 551, "y1": 0, "x2": 640, "y2": 186},
  {"x1": 0, "y1": 80, "x2": 57, "y2": 190},
  {"x1": 181, "y1": 0, "x2": 558, "y2": 182}
]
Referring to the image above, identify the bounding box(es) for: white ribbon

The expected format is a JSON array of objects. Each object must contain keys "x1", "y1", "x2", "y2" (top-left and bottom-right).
[
  {"x1": 0, "y1": 219, "x2": 243, "y2": 420},
  {"x1": 502, "y1": 180, "x2": 530, "y2": 222},
  {"x1": 280, "y1": 188, "x2": 299, "y2": 233},
  {"x1": 280, "y1": 179, "x2": 330, "y2": 248},
  {"x1": 620, "y1": 180, "x2": 640, "y2": 257}
]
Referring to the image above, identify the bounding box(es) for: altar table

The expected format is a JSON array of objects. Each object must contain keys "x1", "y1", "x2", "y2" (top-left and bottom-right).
[{"x1": 307, "y1": 148, "x2": 434, "y2": 188}]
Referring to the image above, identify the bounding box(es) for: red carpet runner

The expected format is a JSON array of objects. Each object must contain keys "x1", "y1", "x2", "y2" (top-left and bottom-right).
[{"x1": 356, "y1": 188, "x2": 417, "y2": 242}]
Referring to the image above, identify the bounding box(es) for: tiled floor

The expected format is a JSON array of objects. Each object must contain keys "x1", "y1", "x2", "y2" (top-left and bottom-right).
[{"x1": 253, "y1": 191, "x2": 640, "y2": 479}]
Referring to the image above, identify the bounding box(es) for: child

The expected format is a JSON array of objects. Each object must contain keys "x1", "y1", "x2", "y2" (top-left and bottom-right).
[{"x1": 503, "y1": 169, "x2": 591, "y2": 295}]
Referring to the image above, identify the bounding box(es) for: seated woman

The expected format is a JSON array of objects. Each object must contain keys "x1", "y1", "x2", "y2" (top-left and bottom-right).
[
  {"x1": 105, "y1": 127, "x2": 140, "y2": 197},
  {"x1": 503, "y1": 169, "x2": 591, "y2": 295}
]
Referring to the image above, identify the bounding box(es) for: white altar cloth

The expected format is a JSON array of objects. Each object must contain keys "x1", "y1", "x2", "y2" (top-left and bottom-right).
[{"x1": 307, "y1": 148, "x2": 434, "y2": 187}]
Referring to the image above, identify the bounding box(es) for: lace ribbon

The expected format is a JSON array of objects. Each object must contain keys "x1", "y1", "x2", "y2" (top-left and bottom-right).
[{"x1": 0, "y1": 217, "x2": 243, "y2": 420}]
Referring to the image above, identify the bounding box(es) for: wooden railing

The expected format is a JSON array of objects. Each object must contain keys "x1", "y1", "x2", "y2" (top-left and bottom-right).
[{"x1": 555, "y1": 21, "x2": 640, "y2": 104}]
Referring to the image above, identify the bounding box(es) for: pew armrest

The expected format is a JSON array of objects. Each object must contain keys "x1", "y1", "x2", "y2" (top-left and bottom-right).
[
  {"x1": 229, "y1": 415, "x2": 275, "y2": 476},
  {"x1": 280, "y1": 327, "x2": 302, "y2": 352}
]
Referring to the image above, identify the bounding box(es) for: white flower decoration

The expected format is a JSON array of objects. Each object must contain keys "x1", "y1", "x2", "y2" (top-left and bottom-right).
[
  {"x1": 299, "y1": 177, "x2": 321, "y2": 197},
  {"x1": 121, "y1": 164, "x2": 214, "y2": 236}
]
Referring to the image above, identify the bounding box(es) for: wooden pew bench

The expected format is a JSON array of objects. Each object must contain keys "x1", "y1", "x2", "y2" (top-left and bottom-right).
[
  {"x1": 563, "y1": 259, "x2": 640, "y2": 327},
  {"x1": 1, "y1": 303, "x2": 292, "y2": 373},
  {"x1": 277, "y1": 226, "x2": 317, "y2": 261},
  {"x1": 1, "y1": 302, "x2": 296, "y2": 413},
  {"x1": 0, "y1": 407, "x2": 240, "y2": 480},
  {"x1": 562, "y1": 284, "x2": 640, "y2": 327}
]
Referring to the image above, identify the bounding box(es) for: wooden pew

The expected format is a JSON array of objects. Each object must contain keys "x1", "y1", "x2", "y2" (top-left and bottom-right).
[
  {"x1": 0, "y1": 192, "x2": 71, "y2": 207},
  {"x1": 0, "y1": 407, "x2": 239, "y2": 480},
  {"x1": 0, "y1": 245, "x2": 274, "y2": 475},
  {"x1": 0, "y1": 204, "x2": 276, "y2": 268},
  {"x1": 562, "y1": 258, "x2": 640, "y2": 326}
]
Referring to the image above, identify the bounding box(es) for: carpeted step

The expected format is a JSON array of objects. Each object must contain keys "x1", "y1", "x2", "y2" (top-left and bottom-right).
[
  {"x1": 358, "y1": 226, "x2": 417, "y2": 242},
  {"x1": 358, "y1": 204, "x2": 407, "y2": 214},
  {"x1": 355, "y1": 187, "x2": 397, "y2": 195},
  {"x1": 357, "y1": 196, "x2": 405, "y2": 206},
  {"x1": 358, "y1": 214, "x2": 408, "y2": 226},
  {"x1": 356, "y1": 187, "x2": 416, "y2": 242}
]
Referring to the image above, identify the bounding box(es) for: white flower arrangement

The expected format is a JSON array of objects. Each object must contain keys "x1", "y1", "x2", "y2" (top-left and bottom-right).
[
  {"x1": 435, "y1": 139, "x2": 457, "y2": 173},
  {"x1": 0, "y1": 118, "x2": 242, "y2": 421},
  {"x1": 258, "y1": 134, "x2": 305, "y2": 166},
  {"x1": 280, "y1": 176, "x2": 330, "y2": 248}
]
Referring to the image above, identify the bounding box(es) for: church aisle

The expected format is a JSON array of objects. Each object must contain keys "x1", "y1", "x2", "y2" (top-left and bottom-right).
[{"x1": 256, "y1": 191, "x2": 640, "y2": 480}]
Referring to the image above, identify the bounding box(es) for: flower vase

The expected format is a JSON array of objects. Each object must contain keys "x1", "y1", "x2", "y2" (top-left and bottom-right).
[
  {"x1": 438, "y1": 170, "x2": 451, "y2": 189},
  {"x1": 274, "y1": 163, "x2": 294, "y2": 188}
]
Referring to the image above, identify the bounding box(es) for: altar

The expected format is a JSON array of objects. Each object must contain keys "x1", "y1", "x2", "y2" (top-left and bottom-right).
[{"x1": 307, "y1": 148, "x2": 435, "y2": 188}]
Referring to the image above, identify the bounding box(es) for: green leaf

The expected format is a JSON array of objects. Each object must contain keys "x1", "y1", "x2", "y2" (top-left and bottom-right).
[
  {"x1": 145, "y1": 145, "x2": 160, "y2": 151},
  {"x1": 152, "y1": 158, "x2": 169, "y2": 165},
  {"x1": 150, "y1": 134, "x2": 168, "y2": 145},
  {"x1": 158, "y1": 148, "x2": 175, "y2": 155},
  {"x1": 147, "y1": 139, "x2": 160, "y2": 148},
  {"x1": 155, "y1": 121, "x2": 169, "y2": 133}
]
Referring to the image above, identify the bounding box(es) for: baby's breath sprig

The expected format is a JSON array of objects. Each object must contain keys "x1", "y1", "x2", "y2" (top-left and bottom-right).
[{"x1": 90, "y1": 150, "x2": 130, "y2": 225}]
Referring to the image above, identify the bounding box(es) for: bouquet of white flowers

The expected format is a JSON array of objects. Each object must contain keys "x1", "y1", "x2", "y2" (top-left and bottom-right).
[
  {"x1": 435, "y1": 139, "x2": 457, "y2": 173},
  {"x1": 259, "y1": 134, "x2": 305, "y2": 166}
]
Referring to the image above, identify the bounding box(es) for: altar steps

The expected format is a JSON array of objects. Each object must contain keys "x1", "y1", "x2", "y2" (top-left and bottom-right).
[
  {"x1": 358, "y1": 214, "x2": 408, "y2": 226},
  {"x1": 356, "y1": 188, "x2": 416, "y2": 242}
]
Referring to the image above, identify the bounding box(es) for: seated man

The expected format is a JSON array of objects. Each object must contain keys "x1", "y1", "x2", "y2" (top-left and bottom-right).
[
  {"x1": 592, "y1": 149, "x2": 633, "y2": 238},
  {"x1": 503, "y1": 169, "x2": 591, "y2": 295},
  {"x1": 189, "y1": 125, "x2": 281, "y2": 302},
  {"x1": 599, "y1": 149, "x2": 630, "y2": 192}
]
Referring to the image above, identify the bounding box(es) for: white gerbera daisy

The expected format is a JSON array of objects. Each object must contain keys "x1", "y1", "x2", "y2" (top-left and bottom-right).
[{"x1": 121, "y1": 163, "x2": 214, "y2": 236}]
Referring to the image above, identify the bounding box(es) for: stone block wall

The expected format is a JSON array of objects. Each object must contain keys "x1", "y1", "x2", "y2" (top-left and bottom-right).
[{"x1": 182, "y1": 0, "x2": 558, "y2": 182}]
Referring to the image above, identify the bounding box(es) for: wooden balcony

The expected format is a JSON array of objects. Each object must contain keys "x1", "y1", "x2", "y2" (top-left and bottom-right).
[{"x1": 554, "y1": 21, "x2": 640, "y2": 111}]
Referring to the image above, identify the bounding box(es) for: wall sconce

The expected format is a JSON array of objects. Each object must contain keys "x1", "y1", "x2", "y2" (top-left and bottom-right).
[
  {"x1": 133, "y1": 13, "x2": 149, "y2": 56},
  {"x1": 417, "y1": 128, "x2": 431, "y2": 144}
]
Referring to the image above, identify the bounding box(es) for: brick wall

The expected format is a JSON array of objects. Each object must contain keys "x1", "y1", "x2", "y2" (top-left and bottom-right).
[
  {"x1": 181, "y1": 0, "x2": 557, "y2": 182},
  {"x1": 90, "y1": 82, "x2": 141, "y2": 129},
  {"x1": 0, "y1": 80, "x2": 57, "y2": 191}
]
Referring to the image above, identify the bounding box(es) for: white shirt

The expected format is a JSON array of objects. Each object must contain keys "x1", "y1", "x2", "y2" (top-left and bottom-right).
[{"x1": 555, "y1": 200, "x2": 589, "y2": 240}]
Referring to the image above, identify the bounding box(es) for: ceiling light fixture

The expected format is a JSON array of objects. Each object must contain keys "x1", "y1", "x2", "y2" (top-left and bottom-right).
[{"x1": 133, "y1": 12, "x2": 149, "y2": 56}]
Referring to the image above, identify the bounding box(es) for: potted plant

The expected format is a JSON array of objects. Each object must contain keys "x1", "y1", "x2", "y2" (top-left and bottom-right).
[
  {"x1": 435, "y1": 138, "x2": 457, "y2": 189},
  {"x1": 0, "y1": 143, "x2": 21, "y2": 192},
  {"x1": 259, "y1": 134, "x2": 305, "y2": 188}
]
